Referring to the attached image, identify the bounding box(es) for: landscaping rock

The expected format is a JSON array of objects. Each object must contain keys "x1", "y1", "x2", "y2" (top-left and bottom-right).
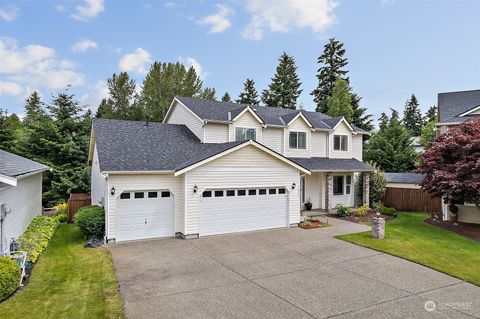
[
  {"x1": 372, "y1": 217, "x2": 385, "y2": 239},
  {"x1": 84, "y1": 237, "x2": 104, "y2": 248}
]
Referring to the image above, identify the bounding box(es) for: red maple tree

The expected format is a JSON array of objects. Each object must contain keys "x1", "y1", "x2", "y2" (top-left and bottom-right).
[{"x1": 417, "y1": 119, "x2": 480, "y2": 206}]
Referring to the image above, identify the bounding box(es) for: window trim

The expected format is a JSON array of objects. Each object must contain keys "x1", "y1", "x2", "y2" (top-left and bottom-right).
[
  {"x1": 333, "y1": 134, "x2": 349, "y2": 151},
  {"x1": 333, "y1": 176, "x2": 345, "y2": 196},
  {"x1": 289, "y1": 131, "x2": 307, "y2": 149},
  {"x1": 235, "y1": 127, "x2": 257, "y2": 141},
  {"x1": 333, "y1": 174, "x2": 353, "y2": 196}
]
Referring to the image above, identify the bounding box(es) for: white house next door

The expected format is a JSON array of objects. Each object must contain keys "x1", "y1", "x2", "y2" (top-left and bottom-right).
[
  {"x1": 199, "y1": 187, "x2": 288, "y2": 236},
  {"x1": 116, "y1": 190, "x2": 174, "y2": 242}
]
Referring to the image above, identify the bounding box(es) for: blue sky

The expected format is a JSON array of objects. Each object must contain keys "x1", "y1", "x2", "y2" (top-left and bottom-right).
[{"x1": 1, "y1": 0, "x2": 479, "y2": 124}]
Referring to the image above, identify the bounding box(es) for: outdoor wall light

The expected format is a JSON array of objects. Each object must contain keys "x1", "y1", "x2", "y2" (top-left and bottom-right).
[
  {"x1": 292, "y1": 182, "x2": 296, "y2": 189},
  {"x1": 193, "y1": 185, "x2": 198, "y2": 193},
  {"x1": 111, "y1": 187, "x2": 115, "y2": 196}
]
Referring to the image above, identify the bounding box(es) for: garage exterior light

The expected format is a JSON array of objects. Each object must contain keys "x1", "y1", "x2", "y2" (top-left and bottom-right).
[
  {"x1": 193, "y1": 185, "x2": 198, "y2": 193},
  {"x1": 111, "y1": 187, "x2": 115, "y2": 196},
  {"x1": 292, "y1": 183, "x2": 296, "y2": 190}
]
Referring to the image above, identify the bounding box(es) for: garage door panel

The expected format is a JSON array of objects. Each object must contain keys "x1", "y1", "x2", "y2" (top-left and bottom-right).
[
  {"x1": 199, "y1": 188, "x2": 288, "y2": 236},
  {"x1": 116, "y1": 192, "x2": 174, "y2": 242}
]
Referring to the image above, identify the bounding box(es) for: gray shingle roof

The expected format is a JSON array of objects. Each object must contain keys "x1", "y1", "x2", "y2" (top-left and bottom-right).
[
  {"x1": 0, "y1": 150, "x2": 50, "y2": 178},
  {"x1": 175, "y1": 96, "x2": 369, "y2": 134},
  {"x1": 385, "y1": 173, "x2": 425, "y2": 184},
  {"x1": 438, "y1": 89, "x2": 480, "y2": 124},
  {"x1": 288, "y1": 157, "x2": 373, "y2": 172},
  {"x1": 93, "y1": 119, "x2": 246, "y2": 172}
]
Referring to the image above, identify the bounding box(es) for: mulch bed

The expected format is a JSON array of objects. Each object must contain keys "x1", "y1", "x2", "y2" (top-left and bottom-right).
[
  {"x1": 327, "y1": 211, "x2": 395, "y2": 224},
  {"x1": 425, "y1": 218, "x2": 480, "y2": 242},
  {"x1": 299, "y1": 219, "x2": 330, "y2": 229}
]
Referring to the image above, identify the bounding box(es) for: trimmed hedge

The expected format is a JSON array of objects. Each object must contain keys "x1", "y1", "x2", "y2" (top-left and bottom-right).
[
  {"x1": 380, "y1": 205, "x2": 397, "y2": 217},
  {"x1": 73, "y1": 205, "x2": 105, "y2": 238},
  {"x1": 18, "y1": 216, "x2": 60, "y2": 263},
  {"x1": 0, "y1": 257, "x2": 21, "y2": 301}
]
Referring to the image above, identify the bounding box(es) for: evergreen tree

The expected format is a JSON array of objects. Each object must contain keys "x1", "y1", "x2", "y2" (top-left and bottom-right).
[
  {"x1": 221, "y1": 92, "x2": 232, "y2": 102},
  {"x1": 0, "y1": 108, "x2": 15, "y2": 152},
  {"x1": 198, "y1": 87, "x2": 216, "y2": 100},
  {"x1": 261, "y1": 52, "x2": 302, "y2": 109},
  {"x1": 101, "y1": 72, "x2": 141, "y2": 120},
  {"x1": 425, "y1": 105, "x2": 437, "y2": 123},
  {"x1": 351, "y1": 93, "x2": 374, "y2": 132},
  {"x1": 24, "y1": 91, "x2": 47, "y2": 126},
  {"x1": 139, "y1": 61, "x2": 203, "y2": 122},
  {"x1": 236, "y1": 79, "x2": 260, "y2": 105},
  {"x1": 326, "y1": 78, "x2": 353, "y2": 122},
  {"x1": 364, "y1": 109, "x2": 417, "y2": 172},
  {"x1": 378, "y1": 112, "x2": 389, "y2": 130},
  {"x1": 311, "y1": 38, "x2": 348, "y2": 113},
  {"x1": 419, "y1": 120, "x2": 436, "y2": 148},
  {"x1": 403, "y1": 94, "x2": 423, "y2": 136},
  {"x1": 95, "y1": 98, "x2": 113, "y2": 118}
]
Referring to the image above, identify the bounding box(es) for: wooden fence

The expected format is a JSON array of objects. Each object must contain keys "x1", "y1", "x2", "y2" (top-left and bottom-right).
[
  {"x1": 382, "y1": 187, "x2": 442, "y2": 213},
  {"x1": 67, "y1": 193, "x2": 91, "y2": 223}
]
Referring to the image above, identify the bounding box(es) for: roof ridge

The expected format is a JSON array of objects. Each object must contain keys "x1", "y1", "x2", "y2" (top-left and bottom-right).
[{"x1": 438, "y1": 89, "x2": 480, "y2": 95}]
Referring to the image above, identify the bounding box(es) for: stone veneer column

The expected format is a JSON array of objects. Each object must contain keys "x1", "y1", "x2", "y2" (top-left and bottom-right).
[
  {"x1": 325, "y1": 173, "x2": 333, "y2": 210},
  {"x1": 362, "y1": 172, "x2": 370, "y2": 207}
]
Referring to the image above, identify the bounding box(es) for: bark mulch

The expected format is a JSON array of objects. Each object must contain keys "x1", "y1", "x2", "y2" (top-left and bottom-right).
[
  {"x1": 327, "y1": 211, "x2": 395, "y2": 224},
  {"x1": 425, "y1": 218, "x2": 480, "y2": 242}
]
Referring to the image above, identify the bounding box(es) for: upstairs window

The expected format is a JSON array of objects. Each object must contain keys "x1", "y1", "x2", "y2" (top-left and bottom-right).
[
  {"x1": 333, "y1": 135, "x2": 348, "y2": 151},
  {"x1": 235, "y1": 127, "x2": 256, "y2": 141},
  {"x1": 289, "y1": 132, "x2": 306, "y2": 149}
]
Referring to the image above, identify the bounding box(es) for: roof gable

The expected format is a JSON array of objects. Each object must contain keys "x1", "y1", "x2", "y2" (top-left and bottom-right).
[
  {"x1": 232, "y1": 106, "x2": 264, "y2": 124},
  {"x1": 0, "y1": 150, "x2": 49, "y2": 185},
  {"x1": 438, "y1": 89, "x2": 480, "y2": 124}
]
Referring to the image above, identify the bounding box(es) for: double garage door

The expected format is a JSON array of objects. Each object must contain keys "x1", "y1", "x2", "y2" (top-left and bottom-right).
[{"x1": 115, "y1": 187, "x2": 288, "y2": 241}]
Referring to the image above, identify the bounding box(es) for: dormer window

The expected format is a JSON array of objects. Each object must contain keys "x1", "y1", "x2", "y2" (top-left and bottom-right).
[
  {"x1": 235, "y1": 127, "x2": 256, "y2": 141},
  {"x1": 289, "y1": 132, "x2": 306, "y2": 149},
  {"x1": 333, "y1": 135, "x2": 348, "y2": 151}
]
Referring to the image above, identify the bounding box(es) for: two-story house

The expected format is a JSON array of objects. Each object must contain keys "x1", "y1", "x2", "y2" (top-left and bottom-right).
[{"x1": 89, "y1": 97, "x2": 372, "y2": 242}]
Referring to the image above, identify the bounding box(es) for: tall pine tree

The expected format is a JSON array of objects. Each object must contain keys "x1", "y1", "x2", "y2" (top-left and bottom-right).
[
  {"x1": 364, "y1": 109, "x2": 417, "y2": 172},
  {"x1": 351, "y1": 93, "x2": 374, "y2": 131},
  {"x1": 221, "y1": 92, "x2": 232, "y2": 102},
  {"x1": 326, "y1": 78, "x2": 353, "y2": 122},
  {"x1": 425, "y1": 105, "x2": 437, "y2": 123},
  {"x1": 198, "y1": 87, "x2": 216, "y2": 100},
  {"x1": 261, "y1": 52, "x2": 302, "y2": 109},
  {"x1": 236, "y1": 79, "x2": 260, "y2": 105},
  {"x1": 0, "y1": 108, "x2": 15, "y2": 152},
  {"x1": 139, "y1": 61, "x2": 203, "y2": 121},
  {"x1": 24, "y1": 91, "x2": 47, "y2": 126},
  {"x1": 311, "y1": 38, "x2": 348, "y2": 113},
  {"x1": 403, "y1": 94, "x2": 423, "y2": 136}
]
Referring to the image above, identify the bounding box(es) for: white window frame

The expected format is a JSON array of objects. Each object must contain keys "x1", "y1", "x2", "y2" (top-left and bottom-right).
[
  {"x1": 333, "y1": 174, "x2": 352, "y2": 196},
  {"x1": 235, "y1": 127, "x2": 256, "y2": 141},
  {"x1": 289, "y1": 131, "x2": 307, "y2": 149},
  {"x1": 333, "y1": 134, "x2": 349, "y2": 151}
]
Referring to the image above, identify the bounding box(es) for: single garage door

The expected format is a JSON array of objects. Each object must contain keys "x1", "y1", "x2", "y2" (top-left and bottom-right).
[
  {"x1": 116, "y1": 190, "x2": 174, "y2": 242},
  {"x1": 199, "y1": 187, "x2": 288, "y2": 236}
]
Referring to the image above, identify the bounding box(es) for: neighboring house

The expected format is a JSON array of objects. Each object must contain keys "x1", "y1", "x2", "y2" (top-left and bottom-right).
[
  {"x1": 0, "y1": 150, "x2": 50, "y2": 254},
  {"x1": 410, "y1": 136, "x2": 424, "y2": 153},
  {"x1": 383, "y1": 173, "x2": 442, "y2": 214},
  {"x1": 89, "y1": 97, "x2": 373, "y2": 242},
  {"x1": 436, "y1": 89, "x2": 480, "y2": 224}
]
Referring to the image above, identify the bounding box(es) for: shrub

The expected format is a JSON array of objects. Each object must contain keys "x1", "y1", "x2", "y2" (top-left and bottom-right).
[
  {"x1": 18, "y1": 216, "x2": 60, "y2": 263},
  {"x1": 52, "y1": 213, "x2": 67, "y2": 223},
  {"x1": 380, "y1": 205, "x2": 397, "y2": 217},
  {"x1": 356, "y1": 203, "x2": 369, "y2": 217},
  {"x1": 0, "y1": 257, "x2": 21, "y2": 301},
  {"x1": 359, "y1": 162, "x2": 387, "y2": 206},
  {"x1": 336, "y1": 204, "x2": 351, "y2": 217},
  {"x1": 53, "y1": 202, "x2": 68, "y2": 215},
  {"x1": 74, "y1": 205, "x2": 105, "y2": 238}
]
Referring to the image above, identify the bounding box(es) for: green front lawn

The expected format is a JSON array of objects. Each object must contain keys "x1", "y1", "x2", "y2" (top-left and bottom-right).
[
  {"x1": 0, "y1": 224, "x2": 124, "y2": 318},
  {"x1": 337, "y1": 212, "x2": 480, "y2": 286}
]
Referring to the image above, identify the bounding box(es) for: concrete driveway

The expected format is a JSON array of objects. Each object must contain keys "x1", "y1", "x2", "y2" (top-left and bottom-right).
[{"x1": 110, "y1": 218, "x2": 479, "y2": 319}]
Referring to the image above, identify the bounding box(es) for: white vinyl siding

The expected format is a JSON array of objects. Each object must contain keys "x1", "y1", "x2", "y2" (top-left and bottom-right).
[
  {"x1": 262, "y1": 128, "x2": 284, "y2": 154},
  {"x1": 106, "y1": 174, "x2": 184, "y2": 240},
  {"x1": 165, "y1": 101, "x2": 204, "y2": 141},
  {"x1": 230, "y1": 111, "x2": 263, "y2": 142},
  {"x1": 285, "y1": 117, "x2": 310, "y2": 158},
  {"x1": 0, "y1": 173, "x2": 43, "y2": 254},
  {"x1": 352, "y1": 135, "x2": 363, "y2": 161},
  {"x1": 204, "y1": 123, "x2": 229, "y2": 143},
  {"x1": 311, "y1": 132, "x2": 328, "y2": 157},
  {"x1": 457, "y1": 205, "x2": 480, "y2": 224},
  {"x1": 91, "y1": 144, "x2": 106, "y2": 206},
  {"x1": 184, "y1": 145, "x2": 301, "y2": 236},
  {"x1": 329, "y1": 122, "x2": 352, "y2": 159}
]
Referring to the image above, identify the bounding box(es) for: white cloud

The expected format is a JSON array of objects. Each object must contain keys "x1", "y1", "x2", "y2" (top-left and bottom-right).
[
  {"x1": 0, "y1": 81, "x2": 24, "y2": 96},
  {"x1": 0, "y1": 5, "x2": 20, "y2": 22},
  {"x1": 381, "y1": 0, "x2": 395, "y2": 6},
  {"x1": 80, "y1": 80, "x2": 109, "y2": 111},
  {"x1": 71, "y1": 0, "x2": 104, "y2": 21},
  {"x1": 242, "y1": 0, "x2": 337, "y2": 41},
  {"x1": 198, "y1": 4, "x2": 234, "y2": 34},
  {"x1": 71, "y1": 39, "x2": 98, "y2": 52},
  {"x1": 55, "y1": 4, "x2": 66, "y2": 12},
  {"x1": 118, "y1": 48, "x2": 152, "y2": 74},
  {"x1": 164, "y1": 2, "x2": 176, "y2": 9},
  {"x1": 0, "y1": 38, "x2": 85, "y2": 97},
  {"x1": 178, "y1": 56, "x2": 208, "y2": 80}
]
